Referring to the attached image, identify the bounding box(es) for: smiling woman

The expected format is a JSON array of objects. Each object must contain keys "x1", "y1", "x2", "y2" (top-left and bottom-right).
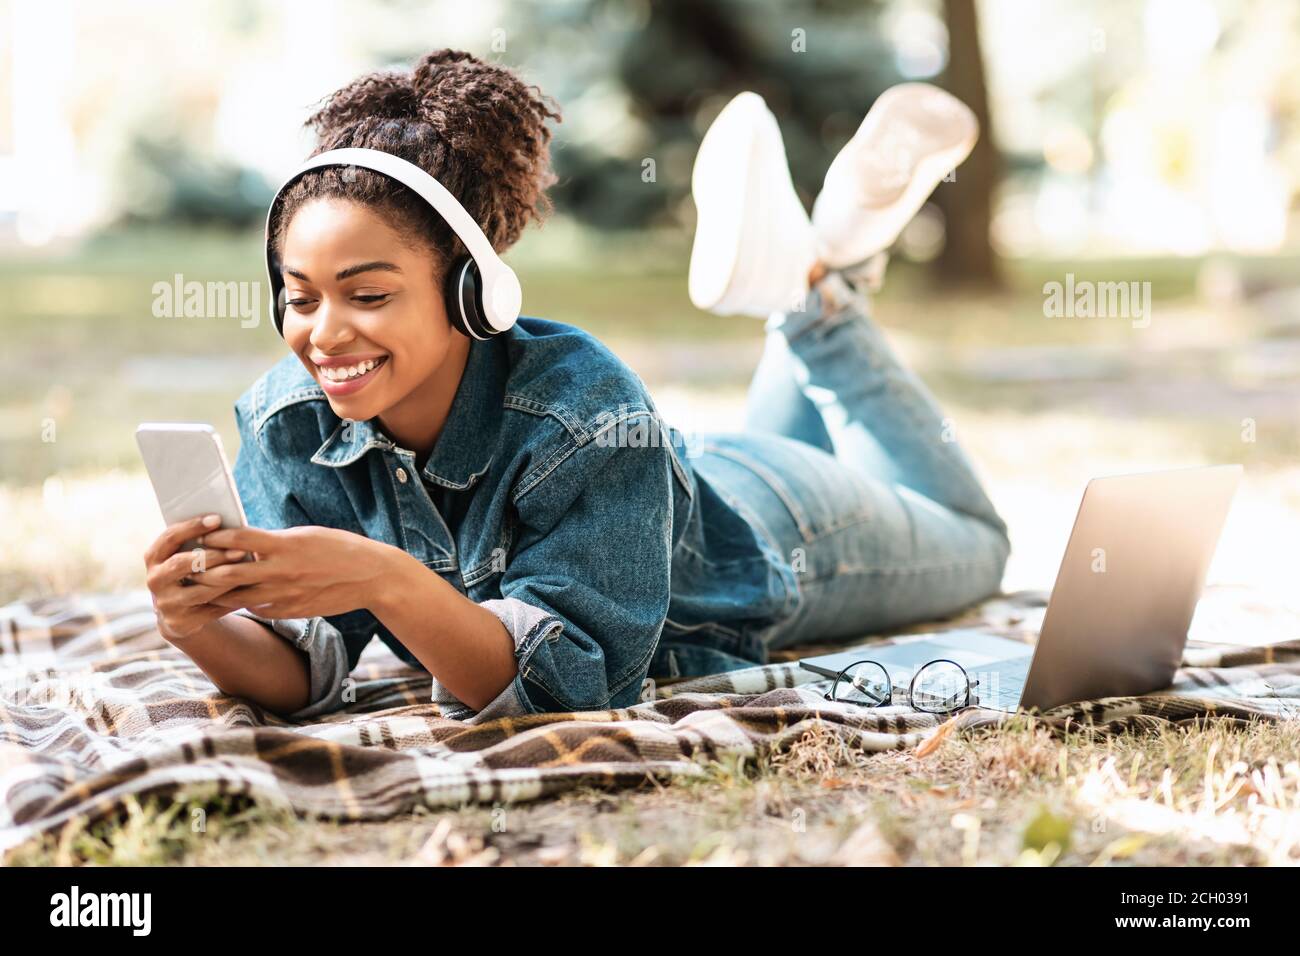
[{"x1": 139, "y1": 49, "x2": 1011, "y2": 726}]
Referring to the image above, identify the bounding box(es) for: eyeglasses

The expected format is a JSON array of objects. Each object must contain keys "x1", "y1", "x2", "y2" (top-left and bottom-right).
[{"x1": 804, "y1": 658, "x2": 978, "y2": 714}]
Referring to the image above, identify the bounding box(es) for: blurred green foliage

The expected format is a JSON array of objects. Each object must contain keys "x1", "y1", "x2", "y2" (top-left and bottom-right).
[{"x1": 117, "y1": 135, "x2": 276, "y2": 228}]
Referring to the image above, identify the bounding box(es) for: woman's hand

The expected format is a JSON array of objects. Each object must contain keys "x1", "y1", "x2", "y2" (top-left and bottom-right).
[
  {"x1": 193, "y1": 524, "x2": 395, "y2": 619},
  {"x1": 144, "y1": 514, "x2": 251, "y2": 643}
]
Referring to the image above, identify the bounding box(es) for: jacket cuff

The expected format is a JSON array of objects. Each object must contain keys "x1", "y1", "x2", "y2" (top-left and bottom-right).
[
  {"x1": 231, "y1": 609, "x2": 352, "y2": 720},
  {"x1": 460, "y1": 672, "x2": 535, "y2": 724},
  {"x1": 444, "y1": 597, "x2": 565, "y2": 723}
]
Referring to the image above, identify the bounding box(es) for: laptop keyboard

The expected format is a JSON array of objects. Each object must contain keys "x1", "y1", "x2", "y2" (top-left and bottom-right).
[{"x1": 970, "y1": 660, "x2": 1029, "y2": 709}]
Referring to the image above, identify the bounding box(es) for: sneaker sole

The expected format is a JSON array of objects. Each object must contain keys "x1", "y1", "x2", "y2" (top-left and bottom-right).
[{"x1": 813, "y1": 83, "x2": 978, "y2": 268}]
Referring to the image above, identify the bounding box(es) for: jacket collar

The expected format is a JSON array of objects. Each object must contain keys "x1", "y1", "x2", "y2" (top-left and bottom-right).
[{"x1": 309, "y1": 337, "x2": 506, "y2": 491}]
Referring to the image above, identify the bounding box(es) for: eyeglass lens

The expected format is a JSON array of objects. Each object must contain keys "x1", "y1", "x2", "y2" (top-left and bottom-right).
[
  {"x1": 831, "y1": 661, "x2": 891, "y2": 706},
  {"x1": 911, "y1": 659, "x2": 970, "y2": 713}
]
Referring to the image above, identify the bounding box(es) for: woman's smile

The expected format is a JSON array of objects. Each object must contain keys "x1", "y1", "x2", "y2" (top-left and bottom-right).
[{"x1": 312, "y1": 353, "x2": 390, "y2": 396}]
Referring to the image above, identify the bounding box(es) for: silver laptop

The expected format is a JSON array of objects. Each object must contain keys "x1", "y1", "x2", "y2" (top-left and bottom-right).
[{"x1": 800, "y1": 465, "x2": 1243, "y2": 713}]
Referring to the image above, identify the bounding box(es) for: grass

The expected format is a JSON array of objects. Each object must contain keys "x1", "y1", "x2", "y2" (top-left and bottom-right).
[{"x1": 7, "y1": 715, "x2": 1298, "y2": 866}]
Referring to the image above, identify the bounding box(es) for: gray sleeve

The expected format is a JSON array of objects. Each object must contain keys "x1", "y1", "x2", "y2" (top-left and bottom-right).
[
  {"x1": 423, "y1": 597, "x2": 563, "y2": 723},
  {"x1": 451, "y1": 597, "x2": 564, "y2": 723},
  {"x1": 231, "y1": 609, "x2": 353, "y2": 720}
]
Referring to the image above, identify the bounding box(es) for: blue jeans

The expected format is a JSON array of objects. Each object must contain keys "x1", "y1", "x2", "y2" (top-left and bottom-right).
[{"x1": 695, "y1": 270, "x2": 1010, "y2": 654}]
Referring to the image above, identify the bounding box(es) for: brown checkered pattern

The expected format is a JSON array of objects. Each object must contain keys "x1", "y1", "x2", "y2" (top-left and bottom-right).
[{"x1": 2, "y1": 589, "x2": 1296, "y2": 854}]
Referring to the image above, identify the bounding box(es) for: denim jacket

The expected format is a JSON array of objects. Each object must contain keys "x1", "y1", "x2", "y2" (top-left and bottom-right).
[{"x1": 231, "y1": 317, "x2": 799, "y2": 722}]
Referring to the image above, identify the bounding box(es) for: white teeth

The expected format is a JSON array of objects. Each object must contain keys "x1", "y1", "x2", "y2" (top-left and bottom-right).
[{"x1": 319, "y1": 357, "x2": 383, "y2": 382}]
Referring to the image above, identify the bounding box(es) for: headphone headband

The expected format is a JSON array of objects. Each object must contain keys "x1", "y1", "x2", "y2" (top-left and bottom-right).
[{"x1": 263, "y1": 147, "x2": 521, "y2": 337}]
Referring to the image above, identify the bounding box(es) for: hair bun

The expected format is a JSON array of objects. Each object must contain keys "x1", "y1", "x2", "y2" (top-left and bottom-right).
[
  {"x1": 406, "y1": 49, "x2": 558, "y2": 185},
  {"x1": 306, "y1": 70, "x2": 420, "y2": 135},
  {"x1": 411, "y1": 49, "x2": 480, "y2": 95}
]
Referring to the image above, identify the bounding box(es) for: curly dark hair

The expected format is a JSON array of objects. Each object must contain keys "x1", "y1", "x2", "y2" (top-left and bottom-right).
[{"x1": 270, "y1": 49, "x2": 562, "y2": 274}]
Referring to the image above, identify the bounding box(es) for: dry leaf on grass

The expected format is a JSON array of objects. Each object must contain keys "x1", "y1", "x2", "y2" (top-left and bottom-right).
[{"x1": 914, "y1": 713, "x2": 964, "y2": 758}]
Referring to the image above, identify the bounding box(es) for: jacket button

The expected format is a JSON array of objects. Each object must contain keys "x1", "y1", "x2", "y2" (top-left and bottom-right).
[{"x1": 395, "y1": 466, "x2": 408, "y2": 483}]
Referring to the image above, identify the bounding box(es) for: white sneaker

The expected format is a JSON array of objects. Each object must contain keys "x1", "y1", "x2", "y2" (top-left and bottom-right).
[
  {"x1": 688, "y1": 92, "x2": 816, "y2": 318},
  {"x1": 811, "y1": 83, "x2": 978, "y2": 269}
]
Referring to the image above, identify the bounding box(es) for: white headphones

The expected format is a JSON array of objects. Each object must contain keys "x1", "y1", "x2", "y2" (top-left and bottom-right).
[{"x1": 264, "y1": 147, "x2": 522, "y2": 340}]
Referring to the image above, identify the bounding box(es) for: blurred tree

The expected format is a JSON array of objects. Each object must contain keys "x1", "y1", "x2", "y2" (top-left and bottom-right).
[{"x1": 933, "y1": 0, "x2": 1002, "y2": 287}]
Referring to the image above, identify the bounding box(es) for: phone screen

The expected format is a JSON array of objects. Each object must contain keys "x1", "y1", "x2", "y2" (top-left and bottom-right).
[{"x1": 136, "y1": 423, "x2": 251, "y2": 555}]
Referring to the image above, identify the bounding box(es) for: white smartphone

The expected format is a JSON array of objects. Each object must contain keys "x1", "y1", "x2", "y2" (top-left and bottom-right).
[{"x1": 136, "y1": 422, "x2": 254, "y2": 558}]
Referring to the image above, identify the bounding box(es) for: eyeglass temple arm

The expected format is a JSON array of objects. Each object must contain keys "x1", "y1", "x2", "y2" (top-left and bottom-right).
[{"x1": 802, "y1": 664, "x2": 843, "y2": 681}]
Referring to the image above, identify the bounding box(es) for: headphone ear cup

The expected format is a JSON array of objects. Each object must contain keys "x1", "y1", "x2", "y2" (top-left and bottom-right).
[{"x1": 444, "y1": 256, "x2": 497, "y2": 340}]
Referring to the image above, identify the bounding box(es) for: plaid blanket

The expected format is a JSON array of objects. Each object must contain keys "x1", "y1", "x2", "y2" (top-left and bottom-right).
[{"x1": 2, "y1": 587, "x2": 1297, "y2": 854}]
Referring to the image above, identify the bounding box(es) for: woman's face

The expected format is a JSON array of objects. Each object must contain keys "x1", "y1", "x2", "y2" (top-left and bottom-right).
[{"x1": 279, "y1": 197, "x2": 461, "y2": 424}]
